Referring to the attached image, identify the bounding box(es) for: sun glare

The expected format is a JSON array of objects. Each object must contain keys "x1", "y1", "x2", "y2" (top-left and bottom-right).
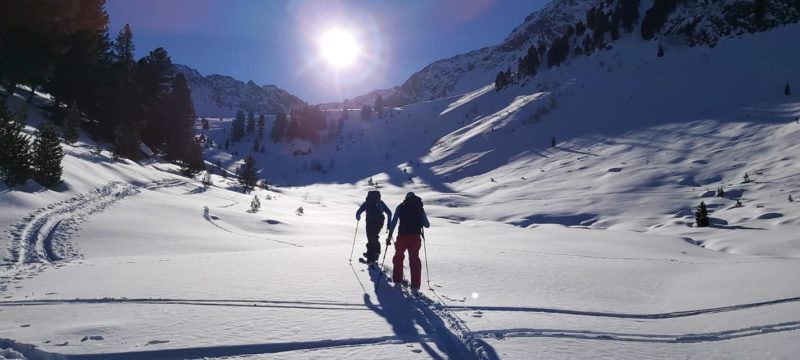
[{"x1": 319, "y1": 29, "x2": 360, "y2": 68}]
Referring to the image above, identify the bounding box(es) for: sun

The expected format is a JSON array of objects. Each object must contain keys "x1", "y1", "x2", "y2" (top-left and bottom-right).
[{"x1": 319, "y1": 29, "x2": 360, "y2": 68}]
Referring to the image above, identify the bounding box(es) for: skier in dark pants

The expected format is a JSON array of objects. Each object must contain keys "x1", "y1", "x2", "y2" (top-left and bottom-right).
[
  {"x1": 355, "y1": 190, "x2": 392, "y2": 264},
  {"x1": 387, "y1": 192, "x2": 430, "y2": 294}
]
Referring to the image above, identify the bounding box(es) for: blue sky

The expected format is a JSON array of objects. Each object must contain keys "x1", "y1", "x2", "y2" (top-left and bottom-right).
[{"x1": 106, "y1": 0, "x2": 549, "y2": 104}]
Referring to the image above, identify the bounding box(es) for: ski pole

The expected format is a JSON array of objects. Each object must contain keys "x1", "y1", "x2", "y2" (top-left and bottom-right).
[
  {"x1": 380, "y1": 240, "x2": 390, "y2": 268},
  {"x1": 422, "y1": 230, "x2": 432, "y2": 289},
  {"x1": 349, "y1": 219, "x2": 360, "y2": 263}
]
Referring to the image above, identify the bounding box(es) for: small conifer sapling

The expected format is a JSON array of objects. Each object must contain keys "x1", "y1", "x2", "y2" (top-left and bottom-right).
[{"x1": 695, "y1": 201, "x2": 710, "y2": 227}]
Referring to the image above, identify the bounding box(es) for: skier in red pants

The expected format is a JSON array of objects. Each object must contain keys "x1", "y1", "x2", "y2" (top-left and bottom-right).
[{"x1": 387, "y1": 192, "x2": 430, "y2": 295}]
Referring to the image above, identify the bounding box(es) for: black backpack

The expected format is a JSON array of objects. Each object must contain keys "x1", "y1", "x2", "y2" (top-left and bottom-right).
[
  {"x1": 365, "y1": 190, "x2": 383, "y2": 220},
  {"x1": 398, "y1": 194, "x2": 424, "y2": 235}
]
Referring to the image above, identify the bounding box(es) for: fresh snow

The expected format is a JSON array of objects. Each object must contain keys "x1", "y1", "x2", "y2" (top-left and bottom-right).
[{"x1": 2, "y1": 19, "x2": 800, "y2": 360}]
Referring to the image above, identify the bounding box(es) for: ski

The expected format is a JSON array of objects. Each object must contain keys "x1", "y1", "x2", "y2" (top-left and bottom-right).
[{"x1": 358, "y1": 257, "x2": 378, "y2": 266}]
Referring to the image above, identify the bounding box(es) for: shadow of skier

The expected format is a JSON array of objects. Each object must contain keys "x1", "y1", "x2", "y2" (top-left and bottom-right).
[{"x1": 365, "y1": 268, "x2": 472, "y2": 359}]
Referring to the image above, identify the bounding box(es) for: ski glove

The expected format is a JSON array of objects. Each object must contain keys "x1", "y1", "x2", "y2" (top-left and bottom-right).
[
  {"x1": 386, "y1": 236, "x2": 393, "y2": 246},
  {"x1": 356, "y1": 214, "x2": 361, "y2": 221}
]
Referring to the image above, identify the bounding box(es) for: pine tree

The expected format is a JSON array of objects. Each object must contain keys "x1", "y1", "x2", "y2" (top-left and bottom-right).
[
  {"x1": 551, "y1": 136, "x2": 556, "y2": 148},
  {"x1": 518, "y1": 46, "x2": 540, "y2": 77},
  {"x1": 44, "y1": 0, "x2": 111, "y2": 111},
  {"x1": 180, "y1": 141, "x2": 204, "y2": 176},
  {"x1": 270, "y1": 112, "x2": 288, "y2": 143},
  {"x1": 575, "y1": 21, "x2": 587, "y2": 36},
  {"x1": 494, "y1": 71, "x2": 512, "y2": 90},
  {"x1": 716, "y1": 186, "x2": 725, "y2": 198},
  {"x1": 789, "y1": 194, "x2": 794, "y2": 202},
  {"x1": 201, "y1": 117, "x2": 210, "y2": 130},
  {"x1": 785, "y1": 83, "x2": 792, "y2": 96},
  {"x1": 336, "y1": 117, "x2": 345, "y2": 135},
  {"x1": 743, "y1": 173, "x2": 751, "y2": 183},
  {"x1": 0, "y1": 105, "x2": 32, "y2": 187},
  {"x1": 224, "y1": 139, "x2": 229, "y2": 150},
  {"x1": 582, "y1": 34, "x2": 594, "y2": 55},
  {"x1": 246, "y1": 111, "x2": 256, "y2": 134},
  {"x1": 754, "y1": 0, "x2": 767, "y2": 24},
  {"x1": 257, "y1": 114, "x2": 265, "y2": 139},
  {"x1": 695, "y1": 201, "x2": 710, "y2": 227},
  {"x1": 63, "y1": 101, "x2": 81, "y2": 144},
  {"x1": 238, "y1": 155, "x2": 259, "y2": 193},
  {"x1": 547, "y1": 35, "x2": 570, "y2": 68},
  {"x1": 107, "y1": 23, "x2": 143, "y2": 160},
  {"x1": 31, "y1": 122, "x2": 65, "y2": 188},
  {"x1": 361, "y1": 105, "x2": 372, "y2": 121},
  {"x1": 113, "y1": 24, "x2": 136, "y2": 76},
  {"x1": 250, "y1": 194, "x2": 261, "y2": 213},
  {"x1": 137, "y1": 47, "x2": 173, "y2": 148},
  {"x1": 641, "y1": 0, "x2": 671, "y2": 40},
  {"x1": 618, "y1": 0, "x2": 640, "y2": 33},
  {"x1": 258, "y1": 178, "x2": 269, "y2": 190},
  {"x1": 657, "y1": 45, "x2": 664, "y2": 57},
  {"x1": 374, "y1": 95, "x2": 385, "y2": 118},
  {"x1": 166, "y1": 73, "x2": 196, "y2": 164},
  {"x1": 253, "y1": 137, "x2": 260, "y2": 152},
  {"x1": 231, "y1": 110, "x2": 246, "y2": 141}
]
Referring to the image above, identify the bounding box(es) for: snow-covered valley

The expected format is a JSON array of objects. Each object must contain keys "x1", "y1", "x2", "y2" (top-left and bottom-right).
[{"x1": 3, "y1": 2, "x2": 800, "y2": 359}]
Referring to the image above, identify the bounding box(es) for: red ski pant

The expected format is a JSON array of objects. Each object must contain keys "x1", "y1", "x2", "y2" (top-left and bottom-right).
[{"x1": 392, "y1": 234, "x2": 422, "y2": 289}]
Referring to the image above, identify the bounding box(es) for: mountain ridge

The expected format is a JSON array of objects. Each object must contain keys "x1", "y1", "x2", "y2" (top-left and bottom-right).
[
  {"x1": 337, "y1": 0, "x2": 800, "y2": 108},
  {"x1": 173, "y1": 64, "x2": 306, "y2": 117}
]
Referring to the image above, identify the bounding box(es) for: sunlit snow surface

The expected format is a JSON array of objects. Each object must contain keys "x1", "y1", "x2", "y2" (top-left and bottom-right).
[{"x1": 2, "y1": 23, "x2": 800, "y2": 360}]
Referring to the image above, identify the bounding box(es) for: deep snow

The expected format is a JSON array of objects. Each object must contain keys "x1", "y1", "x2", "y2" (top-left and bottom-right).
[{"x1": 2, "y1": 21, "x2": 800, "y2": 360}]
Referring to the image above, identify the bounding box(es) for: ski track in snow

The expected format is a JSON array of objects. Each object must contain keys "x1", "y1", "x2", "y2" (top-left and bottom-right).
[
  {"x1": 430, "y1": 244, "x2": 782, "y2": 265},
  {"x1": 445, "y1": 295, "x2": 800, "y2": 319},
  {"x1": 0, "y1": 179, "x2": 188, "y2": 293},
  {"x1": 472, "y1": 320, "x2": 800, "y2": 344},
  {"x1": 3, "y1": 294, "x2": 799, "y2": 320},
  {"x1": 202, "y1": 206, "x2": 303, "y2": 247},
  {"x1": 38, "y1": 320, "x2": 800, "y2": 359},
  {"x1": 364, "y1": 265, "x2": 800, "y2": 358},
  {"x1": 369, "y1": 265, "x2": 500, "y2": 360},
  {"x1": 0, "y1": 297, "x2": 370, "y2": 311}
]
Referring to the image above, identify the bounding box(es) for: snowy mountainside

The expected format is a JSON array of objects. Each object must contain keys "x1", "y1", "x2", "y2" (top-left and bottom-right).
[
  {"x1": 318, "y1": 87, "x2": 398, "y2": 110},
  {"x1": 213, "y1": 22, "x2": 800, "y2": 187},
  {"x1": 2, "y1": 67, "x2": 800, "y2": 358},
  {"x1": 204, "y1": 20, "x2": 800, "y2": 256},
  {"x1": 343, "y1": 0, "x2": 800, "y2": 108},
  {"x1": 173, "y1": 64, "x2": 305, "y2": 117},
  {"x1": 2, "y1": 2, "x2": 800, "y2": 358},
  {"x1": 659, "y1": 0, "x2": 800, "y2": 46},
  {"x1": 381, "y1": 0, "x2": 593, "y2": 106}
]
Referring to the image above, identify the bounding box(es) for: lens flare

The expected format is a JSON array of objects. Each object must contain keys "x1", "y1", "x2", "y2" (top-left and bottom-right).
[{"x1": 319, "y1": 29, "x2": 360, "y2": 68}]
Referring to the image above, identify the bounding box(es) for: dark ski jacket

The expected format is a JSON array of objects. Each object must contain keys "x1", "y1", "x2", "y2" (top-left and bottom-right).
[
  {"x1": 388, "y1": 203, "x2": 430, "y2": 236},
  {"x1": 356, "y1": 200, "x2": 392, "y2": 227}
]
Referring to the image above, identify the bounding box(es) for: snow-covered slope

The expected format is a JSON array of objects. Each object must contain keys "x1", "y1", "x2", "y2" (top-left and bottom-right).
[
  {"x1": 2, "y1": 0, "x2": 800, "y2": 358},
  {"x1": 2, "y1": 63, "x2": 800, "y2": 357},
  {"x1": 318, "y1": 87, "x2": 399, "y2": 111},
  {"x1": 338, "y1": 0, "x2": 800, "y2": 108},
  {"x1": 174, "y1": 64, "x2": 305, "y2": 118}
]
